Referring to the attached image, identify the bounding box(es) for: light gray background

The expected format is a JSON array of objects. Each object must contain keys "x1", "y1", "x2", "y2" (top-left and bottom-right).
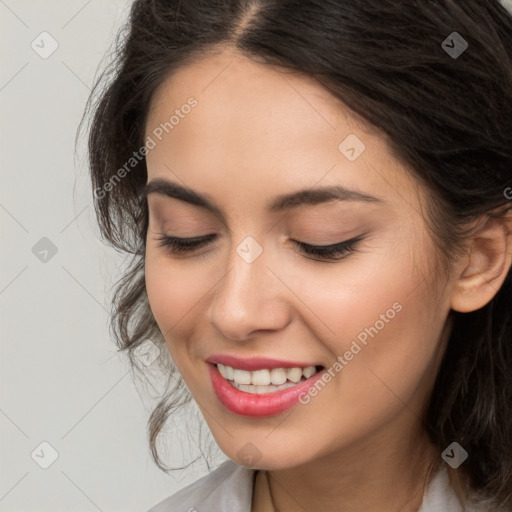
[
  {"x1": 1, "y1": 1, "x2": 512, "y2": 511},
  {"x1": 0, "y1": 1, "x2": 223, "y2": 511}
]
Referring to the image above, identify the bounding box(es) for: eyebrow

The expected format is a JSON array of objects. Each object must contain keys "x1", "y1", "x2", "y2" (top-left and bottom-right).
[{"x1": 142, "y1": 178, "x2": 385, "y2": 219}]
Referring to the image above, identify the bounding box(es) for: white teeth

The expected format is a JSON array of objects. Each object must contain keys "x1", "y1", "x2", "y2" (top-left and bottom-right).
[
  {"x1": 233, "y1": 381, "x2": 300, "y2": 394},
  {"x1": 303, "y1": 366, "x2": 316, "y2": 379},
  {"x1": 216, "y1": 363, "x2": 320, "y2": 387},
  {"x1": 233, "y1": 369, "x2": 252, "y2": 385},
  {"x1": 286, "y1": 367, "x2": 303, "y2": 383},
  {"x1": 218, "y1": 364, "x2": 228, "y2": 379},
  {"x1": 270, "y1": 368, "x2": 287, "y2": 385},
  {"x1": 251, "y1": 369, "x2": 270, "y2": 386}
]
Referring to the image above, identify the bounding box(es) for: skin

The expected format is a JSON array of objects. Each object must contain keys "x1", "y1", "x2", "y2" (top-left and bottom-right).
[{"x1": 143, "y1": 48, "x2": 512, "y2": 512}]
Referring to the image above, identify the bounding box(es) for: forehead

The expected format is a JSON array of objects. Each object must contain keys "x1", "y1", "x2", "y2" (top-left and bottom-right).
[
  {"x1": 144, "y1": 48, "x2": 424, "y2": 218},
  {"x1": 149, "y1": 48, "x2": 351, "y2": 128}
]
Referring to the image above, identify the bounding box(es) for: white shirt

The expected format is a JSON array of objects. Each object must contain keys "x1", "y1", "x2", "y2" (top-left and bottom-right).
[{"x1": 145, "y1": 459, "x2": 502, "y2": 511}]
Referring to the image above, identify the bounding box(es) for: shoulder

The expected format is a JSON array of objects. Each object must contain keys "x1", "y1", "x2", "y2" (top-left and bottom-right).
[
  {"x1": 144, "y1": 459, "x2": 256, "y2": 512},
  {"x1": 419, "y1": 464, "x2": 512, "y2": 512}
]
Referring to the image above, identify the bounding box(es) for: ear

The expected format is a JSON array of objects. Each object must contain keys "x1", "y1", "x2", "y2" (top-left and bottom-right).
[{"x1": 450, "y1": 208, "x2": 512, "y2": 313}]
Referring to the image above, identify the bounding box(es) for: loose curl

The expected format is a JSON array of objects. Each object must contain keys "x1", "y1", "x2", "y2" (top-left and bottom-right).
[{"x1": 80, "y1": 0, "x2": 512, "y2": 508}]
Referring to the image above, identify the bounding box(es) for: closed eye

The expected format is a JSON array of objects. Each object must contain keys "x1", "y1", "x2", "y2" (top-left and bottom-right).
[
  {"x1": 293, "y1": 235, "x2": 364, "y2": 261},
  {"x1": 154, "y1": 233, "x2": 364, "y2": 262}
]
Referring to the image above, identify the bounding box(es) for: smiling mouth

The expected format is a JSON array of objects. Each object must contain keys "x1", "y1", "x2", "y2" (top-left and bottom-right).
[{"x1": 216, "y1": 363, "x2": 325, "y2": 394}]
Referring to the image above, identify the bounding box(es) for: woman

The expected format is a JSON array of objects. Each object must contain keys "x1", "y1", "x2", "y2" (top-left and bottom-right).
[{"x1": 83, "y1": 0, "x2": 512, "y2": 510}]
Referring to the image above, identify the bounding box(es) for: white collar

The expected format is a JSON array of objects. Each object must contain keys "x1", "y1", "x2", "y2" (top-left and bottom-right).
[{"x1": 147, "y1": 460, "x2": 476, "y2": 512}]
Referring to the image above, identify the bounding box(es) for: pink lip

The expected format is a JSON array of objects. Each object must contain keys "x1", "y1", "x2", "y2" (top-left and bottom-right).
[
  {"x1": 207, "y1": 362, "x2": 326, "y2": 417},
  {"x1": 206, "y1": 354, "x2": 319, "y2": 371}
]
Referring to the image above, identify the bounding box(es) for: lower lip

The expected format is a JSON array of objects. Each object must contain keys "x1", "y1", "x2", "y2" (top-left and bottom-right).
[{"x1": 207, "y1": 363, "x2": 326, "y2": 417}]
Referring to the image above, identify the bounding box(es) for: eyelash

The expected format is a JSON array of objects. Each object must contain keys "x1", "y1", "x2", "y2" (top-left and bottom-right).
[{"x1": 154, "y1": 233, "x2": 364, "y2": 261}]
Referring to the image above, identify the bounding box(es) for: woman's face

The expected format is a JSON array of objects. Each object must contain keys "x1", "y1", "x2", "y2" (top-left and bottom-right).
[{"x1": 143, "y1": 49, "x2": 456, "y2": 470}]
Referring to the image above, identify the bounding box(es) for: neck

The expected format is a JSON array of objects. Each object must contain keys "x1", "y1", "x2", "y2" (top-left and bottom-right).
[{"x1": 265, "y1": 420, "x2": 440, "y2": 512}]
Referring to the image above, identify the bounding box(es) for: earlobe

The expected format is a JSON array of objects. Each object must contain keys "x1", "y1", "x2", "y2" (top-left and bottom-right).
[{"x1": 450, "y1": 210, "x2": 512, "y2": 313}]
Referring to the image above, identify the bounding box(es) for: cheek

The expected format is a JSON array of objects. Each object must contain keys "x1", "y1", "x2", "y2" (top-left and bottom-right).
[
  {"x1": 288, "y1": 244, "x2": 411, "y2": 343},
  {"x1": 144, "y1": 252, "x2": 207, "y2": 357},
  {"x1": 297, "y1": 241, "x2": 445, "y2": 398}
]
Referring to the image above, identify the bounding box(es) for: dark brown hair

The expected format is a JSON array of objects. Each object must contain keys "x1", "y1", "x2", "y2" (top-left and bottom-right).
[{"x1": 81, "y1": 0, "x2": 512, "y2": 508}]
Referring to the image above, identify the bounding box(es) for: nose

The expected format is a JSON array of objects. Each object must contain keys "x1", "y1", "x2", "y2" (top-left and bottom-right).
[{"x1": 207, "y1": 238, "x2": 291, "y2": 341}]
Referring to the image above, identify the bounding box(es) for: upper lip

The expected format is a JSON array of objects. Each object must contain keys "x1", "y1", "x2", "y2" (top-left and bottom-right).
[{"x1": 206, "y1": 354, "x2": 321, "y2": 371}]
